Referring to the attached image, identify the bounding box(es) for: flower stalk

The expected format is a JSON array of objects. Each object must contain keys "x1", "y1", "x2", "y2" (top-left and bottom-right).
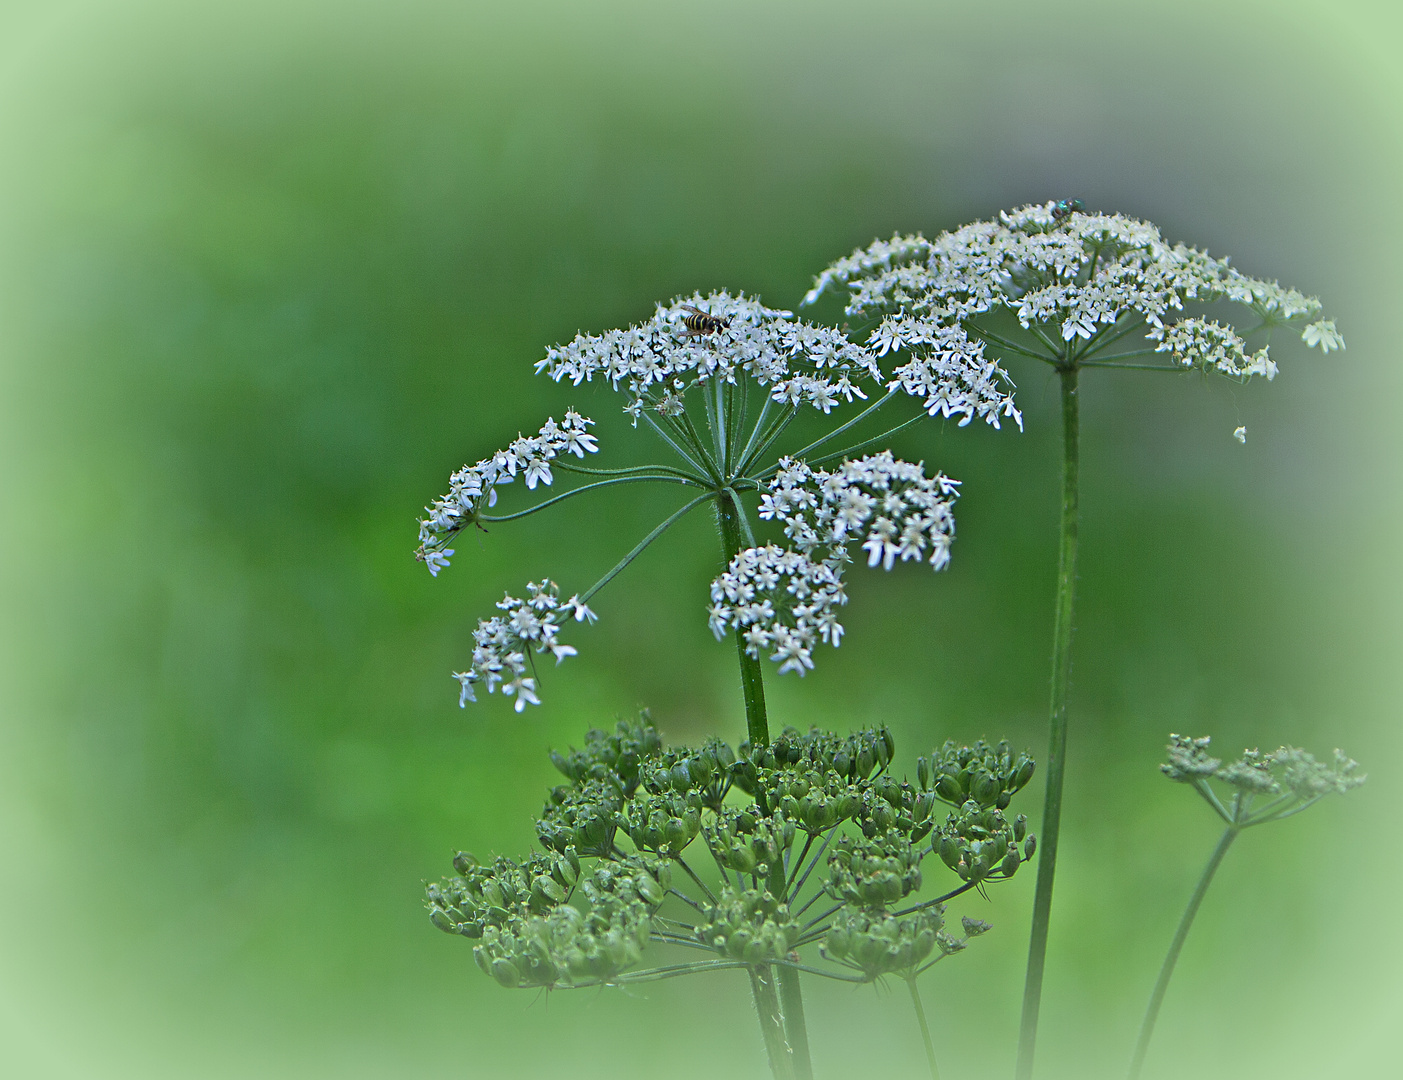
[
  {"x1": 1126, "y1": 825, "x2": 1236, "y2": 1080},
  {"x1": 1016, "y1": 362, "x2": 1080, "y2": 1079}
]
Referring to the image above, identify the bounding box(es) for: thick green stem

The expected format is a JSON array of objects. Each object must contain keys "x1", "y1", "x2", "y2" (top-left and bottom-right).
[
  {"x1": 749, "y1": 964, "x2": 794, "y2": 1080},
  {"x1": 716, "y1": 489, "x2": 770, "y2": 748},
  {"x1": 1016, "y1": 364, "x2": 1080, "y2": 1080},
  {"x1": 1127, "y1": 826, "x2": 1238, "y2": 1080},
  {"x1": 908, "y1": 978, "x2": 942, "y2": 1080}
]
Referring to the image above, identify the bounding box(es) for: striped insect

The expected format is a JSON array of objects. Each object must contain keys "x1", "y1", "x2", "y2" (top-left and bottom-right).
[{"x1": 679, "y1": 303, "x2": 732, "y2": 337}]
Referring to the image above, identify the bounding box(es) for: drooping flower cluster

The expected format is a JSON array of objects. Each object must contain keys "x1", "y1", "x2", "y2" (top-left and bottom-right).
[
  {"x1": 535, "y1": 291, "x2": 1018, "y2": 427},
  {"x1": 416, "y1": 411, "x2": 598, "y2": 575},
  {"x1": 806, "y1": 203, "x2": 1343, "y2": 371},
  {"x1": 452, "y1": 580, "x2": 596, "y2": 711},
  {"x1": 759, "y1": 452, "x2": 960, "y2": 571}
]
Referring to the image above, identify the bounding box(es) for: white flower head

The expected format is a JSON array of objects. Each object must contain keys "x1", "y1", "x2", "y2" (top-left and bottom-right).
[
  {"x1": 806, "y1": 203, "x2": 1338, "y2": 385},
  {"x1": 714, "y1": 452, "x2": 960, "y2": 676},
  {"x1": 1301, "y1": 319, "x2": 1345, "y2": 353},
  {"x1": 533, "y1": 290, "x2": 1018, "y2": 429},
  {"x1": 708, "y1": 544, "x2": 847, "y2": 675},
  {"x1": 416, "y1": 411, "x2": 598, "y2": 574},
  {"x1": 452, "y1": 580, "x2": 588, "y2": 710}
]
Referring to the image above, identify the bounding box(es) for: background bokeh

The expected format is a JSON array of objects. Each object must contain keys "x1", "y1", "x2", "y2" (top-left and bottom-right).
[{"x1": 1, "y1": 1, "x2": 1398, "y2": 1077}]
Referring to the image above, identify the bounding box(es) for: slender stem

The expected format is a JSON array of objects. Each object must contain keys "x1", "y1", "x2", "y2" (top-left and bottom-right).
[
  {"x1": 1016, "y1": 363, "x2": 1080, "y2": 1080},
  {"x1": 968, "y1": 323, "x2": 1060, "y2": 364},
  {"x1": 908, "y1": 978, "x2": 942, "y2": 1080},
  {"x1": 1078, "y1": 361, "x2": 1184, "y2": 372},
  {"x1": 716, "y1": 490, "x2": 770, "y2": 748},
  {"x1": 789, "y1": 826, "x2": 839, "y2": 902},
  {"x1": 617, "y1": 959, "x2": 746, "y2": 983},
  {"x1": 554, "y1": 459, "x2": 706, "y2": 483},
  {"x1": 580, "y1": 492, "x2": 713, "y2": 603},
  {"x1": 779, "y1": 410, "x2": 927, "y2": 477},
  {"x1": 736, "y1": 403, "x2": 800, "y2": 477},
  {"x1": 674, "y1": 855, "x2": 718, "y2": 904},
  {"x1": 786, "y1": 834, "x2": 815, "y2": 897},
  {"x1": 785, "y1": 387, "x2": 898, "y2": 463},
  {"x1": 641, "y1": 412, "x2": 710, "y2": 477},
  {"x1": 750, "y1": 964, "x2": 794, "y2": 1080},
  {"x1": 1074, "y1": 314, "x2": 1147, "y2": 360},
  {"x1": 1127, "y1": 826, "x2": 1239, "y2": 1080},
  {"x1": 479, "y1": 474, "x2": 695, "y2": 522},
  {"x1": 736, "y1": 394, "x2": 777, "y2": 476},
  {"x1": 892, "y1": 879, "x2": 978, "y2": 918}
]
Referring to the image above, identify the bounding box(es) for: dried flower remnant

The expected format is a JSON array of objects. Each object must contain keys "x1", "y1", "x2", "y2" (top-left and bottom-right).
[{"x1": 1130, "y1": 733, "x2": 1364, "y2": 1079}]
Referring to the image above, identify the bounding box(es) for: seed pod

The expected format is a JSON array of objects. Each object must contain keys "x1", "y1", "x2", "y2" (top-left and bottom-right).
[
  {"x1": 972, "y1": 771, "x2": 1000, "y2": 806},
  {"x1": 489, "y1": 957, "x2": 522, "y2": 989},
  {"x1": 1013, "y1": 758, "x2": 1036, "y2": 791},
  {"x1": 916, "y1": 756, "x2": 932, "y2": 791},
  {"x1": 881, "y1": 727, "x2": 897, "y2": 765},
  {"x1": 1014, "y1": 814, "x2": 1028, "y2": 843},
  {"x1": 453, "y1": 851, "x2": 479, "y2": 876},
  {"x1": 1000, "y1": 847, "x2": 1021, "y2": 877},
  {"x1": 856, "y1": 747, "x2": 875, "y2": 778},
  {"x1": 1023, "y1": 835, "x2": 1037, "y2": 861},
  {"x1": 430, "y1": 908, "x2": 458, "y2": 934},
  {"x1": 935, "y1": 774, "x2": 965, "y2": 804}
]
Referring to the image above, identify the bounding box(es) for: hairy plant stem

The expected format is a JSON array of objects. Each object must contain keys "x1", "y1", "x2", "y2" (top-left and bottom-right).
[
  {"x1": 1016, "y1": 363, "x2": 1080, "y2": 1080},
  {"x1": 749, "y1": 965, "x2": 793, "y2": 1080},
  {"x1": 907, "y1": 978, "x2": 942, "y2": 1080},
  {"x1": 1127, "y1": 825, "x2": 1238, "y2": 1080}
]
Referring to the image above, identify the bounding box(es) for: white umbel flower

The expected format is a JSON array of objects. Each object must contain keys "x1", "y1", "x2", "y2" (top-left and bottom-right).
[
  {"x1": 534, "y1": 291, "x2": 1018, "y2": 430},
  {"x1": 416, "y1": 411, "x2": 598, "y2": 573},
  {"x1": 712, "y1": 452, "x2": 960, "y2": 675},
  {"x1": 452, "y1": 580, "x2": 594, "y2": 710},
  {"x1": 806, "y1": 203, "x2": 1340, "y2": 382},
  {"x1": 708, "y1": 545, "x2": 847, "y2": 676}
]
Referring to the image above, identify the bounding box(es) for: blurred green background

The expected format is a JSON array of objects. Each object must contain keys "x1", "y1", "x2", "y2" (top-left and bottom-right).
[{"x1": 1, "y1": 1, "x2": 1398, "y2": 1077}]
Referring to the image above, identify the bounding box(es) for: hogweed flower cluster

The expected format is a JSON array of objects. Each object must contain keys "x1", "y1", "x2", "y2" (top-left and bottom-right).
[
  {"x1": 706, "y1": 452, "x2": 960, "y2": 674},
  {"x1": 417, "y1": 290, "x2": 1019, "y2": 711},
  {"x1": 535, "y1": 292, "x2": 1017, "y2": 426},
  {"x1": 807, "y1": 203, "x2": 1341, "y2": 375},
  {"x1": 451, "y1": 580, "x2": 596, "y2": 710}
]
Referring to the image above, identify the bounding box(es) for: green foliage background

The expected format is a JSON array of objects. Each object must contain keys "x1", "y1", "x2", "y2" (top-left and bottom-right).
[{"x1": 1, "y1": 1, "x2": 1398, "y2": 1077}]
